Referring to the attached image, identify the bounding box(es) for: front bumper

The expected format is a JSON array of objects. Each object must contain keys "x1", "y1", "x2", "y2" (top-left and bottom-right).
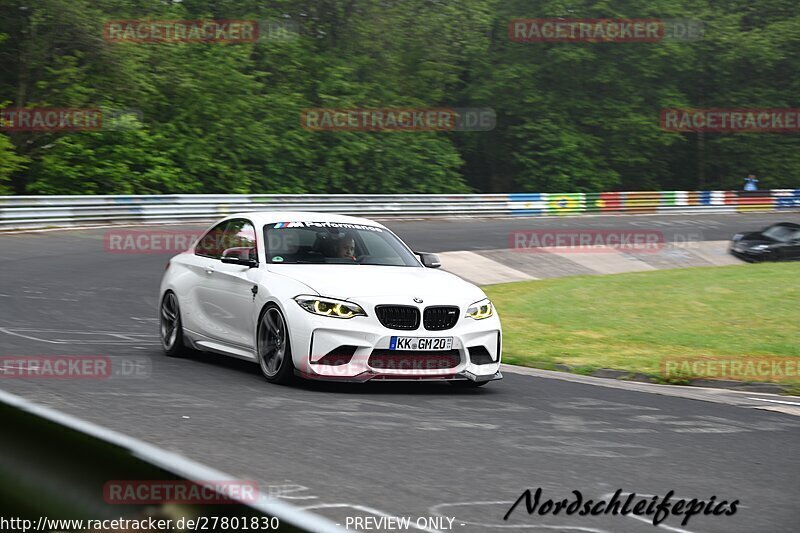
[
  {"x1": 729, "y1": 245, "x2": 768, "y2": 262},
  {"x1": 284, "y1": 301, "x2": 502, "y2": 382}
]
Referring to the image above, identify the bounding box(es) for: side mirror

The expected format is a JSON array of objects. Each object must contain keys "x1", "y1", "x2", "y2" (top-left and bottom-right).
[
  {"x1": 415, "y1": 251, "x2": 441, "y2": 268},
  {"x1": 221, "y1": 247, "x2": 258, "y2": 268}
]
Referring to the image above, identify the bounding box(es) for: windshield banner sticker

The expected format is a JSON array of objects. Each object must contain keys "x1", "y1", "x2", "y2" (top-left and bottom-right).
[{"x1": 272, "y1": 221, "x2": 383, "y2": 232}]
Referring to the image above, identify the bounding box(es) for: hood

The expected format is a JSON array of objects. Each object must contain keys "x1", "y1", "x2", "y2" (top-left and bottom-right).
[
  {"x1": 267, "y1": 264, "x2": 485, "y2": 302},
  {"x1": 739, "y1": 231, "x2": 776, "y2": 243},
  {"x1": 737, "y1": 231, "x2": 781, "y2": 249}
]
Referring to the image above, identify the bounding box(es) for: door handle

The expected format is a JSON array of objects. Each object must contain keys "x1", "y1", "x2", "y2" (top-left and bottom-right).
[{"x1": 205, "y1": 268, "x2": 215, "y2": 275}]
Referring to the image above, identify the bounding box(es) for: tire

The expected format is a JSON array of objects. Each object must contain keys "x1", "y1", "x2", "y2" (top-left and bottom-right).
[
  {"x1": 160, "y1": 291, "x2": 187, "y2": 357},
  {"x1": 448, "y1": 380, "x2": 489, "y2": 388},
  {"x1": 256, "y1": 304, "x2": 295, "y2": 384}
]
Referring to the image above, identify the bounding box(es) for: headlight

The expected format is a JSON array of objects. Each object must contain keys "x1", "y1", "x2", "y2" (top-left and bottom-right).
[
  {"x1": 750, "y1": 244, "x2": 770, "y2": 251},
  {"x1": 294, "y1": 295, "x2": 366, "y2": 319},
  {"x1": 466, "y1": 298, "x2": 494, "y2": 320}
]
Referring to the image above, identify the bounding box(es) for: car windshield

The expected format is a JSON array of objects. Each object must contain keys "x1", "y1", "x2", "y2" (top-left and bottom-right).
[
  {"x1": 762, "y1": 225, "x2": 798, "y2": 242},
  {"x1": 263, "y1": 221, "x2": 421, "y2": 266}
]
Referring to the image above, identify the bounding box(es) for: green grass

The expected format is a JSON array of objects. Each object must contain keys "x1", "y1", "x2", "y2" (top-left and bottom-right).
[{"x1": 484, "y1": 263, "x2": 800, "y2": 385}]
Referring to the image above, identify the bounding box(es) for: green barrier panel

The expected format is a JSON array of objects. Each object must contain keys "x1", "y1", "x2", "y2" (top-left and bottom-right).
[{"x1": 0, "y1": 390, "x2": 341, "y2": 532}]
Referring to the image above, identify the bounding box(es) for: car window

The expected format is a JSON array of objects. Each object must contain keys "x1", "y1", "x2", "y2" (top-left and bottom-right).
[
  {"x1": 763, "y1": 225, "x2": 796, "y2": 242},
  {"x1": 196, "y1": 219, "x2": 258, "y2": 260},
  {"x1": 359, "y1": 231, "x2": 407, "y2": 265},
  {"x1": 266, "y1": 225, "x2": 318, "y2": 255},
  {"x1": 224, "y1": 219, "x2": 258, "y2": 260},
  {"x1": 195, "y1": 221, "x2": 230, "y2": 259}
]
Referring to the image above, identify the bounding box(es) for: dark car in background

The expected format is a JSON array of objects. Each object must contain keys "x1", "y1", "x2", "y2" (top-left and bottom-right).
[{"x1": 730, "y1": 222, "x2": 800, "y2": 262}]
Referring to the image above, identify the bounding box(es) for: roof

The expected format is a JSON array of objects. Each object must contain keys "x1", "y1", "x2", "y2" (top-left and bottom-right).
[{"x1": 221, "y1": 211, "x2": 388, "y2": 229}]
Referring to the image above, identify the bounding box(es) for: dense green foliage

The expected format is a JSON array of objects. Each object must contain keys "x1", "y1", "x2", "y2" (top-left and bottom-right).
[{"x1": 0, "y1": 0, "x2": 798, "y2": 194}]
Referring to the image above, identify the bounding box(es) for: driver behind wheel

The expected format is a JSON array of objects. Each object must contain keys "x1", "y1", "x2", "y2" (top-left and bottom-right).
[{"x1": 334, "y1": 233, "x2": 356, "y2": 260}]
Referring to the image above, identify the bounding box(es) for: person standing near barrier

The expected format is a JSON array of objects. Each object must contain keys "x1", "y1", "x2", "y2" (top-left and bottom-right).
[{"x1": 744, "y1": 174, "x2": 759, "y2": 191}]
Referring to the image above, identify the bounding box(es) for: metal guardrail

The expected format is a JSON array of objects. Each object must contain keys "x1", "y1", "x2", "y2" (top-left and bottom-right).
[
  {"x1": 0, "y1": 388, "x2": 344, "y2": 532},
  {"x1": 0, "y1": 189, "x2": 798, "y2": 229}
]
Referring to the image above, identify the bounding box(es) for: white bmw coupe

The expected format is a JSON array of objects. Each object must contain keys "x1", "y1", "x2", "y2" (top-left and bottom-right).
[{"x1": 159, "y1": 212, "x2": 502, "y2": 386}]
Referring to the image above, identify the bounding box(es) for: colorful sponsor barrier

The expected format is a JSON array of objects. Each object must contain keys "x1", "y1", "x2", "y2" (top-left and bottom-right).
[
  {"x1": 547, "y1": 193, "x2": 585, "y2": 215},
  {"x1": 506, "y1": 193, "x2": 546, "y2": 215},
  {"x1": 0, "y1": 190, "x2": 797, "y2": 229},
  {"x1": 508, "y1": 189, "x2": 792, "y2": 216},
  {"x1": 735, "y1": 190, "x2": 775, "y2": 212},
  {"x1": 775, "y1": 189, "x2": 800, "y2": 209},
  {"x1": 622, "y1": 191, "x2": 659, "y2": 214},
  {"x1": 595, "y1": 191, "x2": 624, "y2": 212}
]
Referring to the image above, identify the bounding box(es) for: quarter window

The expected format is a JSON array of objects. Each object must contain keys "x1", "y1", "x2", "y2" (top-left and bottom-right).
[
  {"x1": 195, "y1": 221, "x2": 230, "y2": 259},
  {"x1": 195, "y1": 219, "x2": 258, "y2": 260},
  {"x1": 225, "y1": 219, "x2": 258, "y2": 260}
]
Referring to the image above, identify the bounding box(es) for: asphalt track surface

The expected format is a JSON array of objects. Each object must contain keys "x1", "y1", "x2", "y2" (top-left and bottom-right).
[
  {"x1": 1, "y1": 212, "x2": 799, "y2": 533},
  {"x1": 391, "y1": 211, "x2": 800, "y2": 252}
]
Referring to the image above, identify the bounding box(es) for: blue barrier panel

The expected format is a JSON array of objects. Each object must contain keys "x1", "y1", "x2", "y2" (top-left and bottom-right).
[
  {"x1": 508, "y1": 193, "x2": 546, "y2": 215},
  {"x1": 775, "y1": 189, "x2": 800, "y2": 209}
]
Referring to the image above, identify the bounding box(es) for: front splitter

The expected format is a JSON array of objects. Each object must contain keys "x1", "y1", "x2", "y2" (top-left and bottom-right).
[{"x1": 295, "y1": 369, "x2": 503, "y2": 383}]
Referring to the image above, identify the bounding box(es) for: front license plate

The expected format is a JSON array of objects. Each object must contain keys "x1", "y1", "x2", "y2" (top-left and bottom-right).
[{"x1": 390, "y1": 336, "x2": 453, "y2": 351}]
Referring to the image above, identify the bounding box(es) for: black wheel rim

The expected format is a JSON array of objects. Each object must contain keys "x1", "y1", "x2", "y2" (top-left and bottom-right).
[
  {"x1": 160, "y1": 292, "x2": 179, "y2": 349},
  {"x1": 258, "y1": 308, "x2": 286, "y2": 377}
]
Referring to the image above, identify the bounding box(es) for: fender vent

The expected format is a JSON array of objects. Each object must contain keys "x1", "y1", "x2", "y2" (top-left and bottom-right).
[
  {"x1": 468, "y1": 345, "x2": 494, "y2": 365},
  {"x1": 316, "y1": 345, "x2": 358, "y2": 366}
]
